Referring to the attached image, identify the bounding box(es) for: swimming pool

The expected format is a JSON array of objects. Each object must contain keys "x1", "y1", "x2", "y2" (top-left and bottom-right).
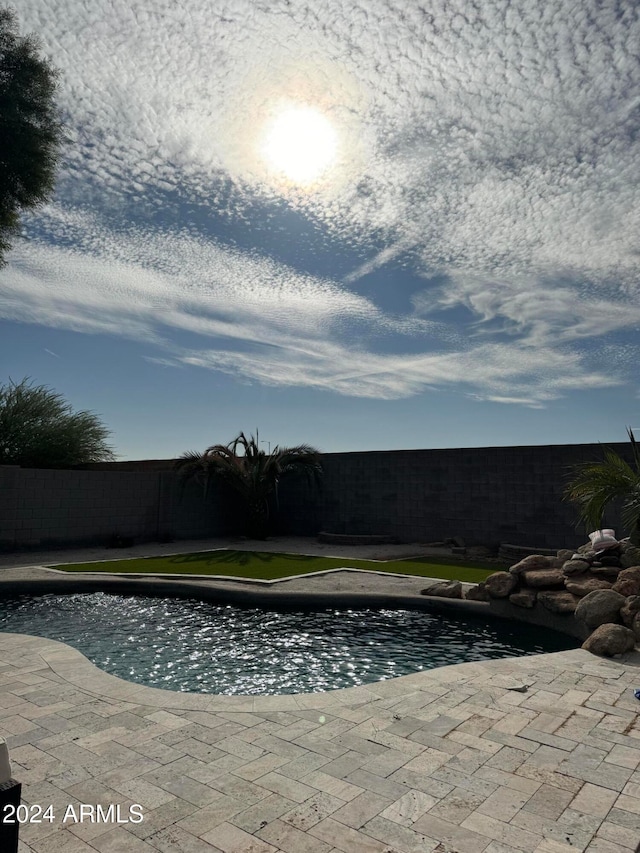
[{"x1": 0, "y1": 592, "x2": 576, "y2": 695}]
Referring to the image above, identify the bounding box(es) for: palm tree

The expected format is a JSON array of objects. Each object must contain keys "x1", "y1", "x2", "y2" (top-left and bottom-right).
[
  {"x1": 175, "y1": 431, "x2": 322, "y2": 540},
  {"x1": 563, "y1": 427, "x2": 640, "y2": 545}
]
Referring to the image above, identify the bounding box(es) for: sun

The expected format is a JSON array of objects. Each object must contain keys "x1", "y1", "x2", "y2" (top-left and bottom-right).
[{"x1": 261, "y1": 104, "x2": 338, "y2": 185}]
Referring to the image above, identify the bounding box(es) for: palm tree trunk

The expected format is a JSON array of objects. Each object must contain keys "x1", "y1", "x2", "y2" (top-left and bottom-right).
[{"x1": 246, "y1": 499, "x2": 269, "y2": 540}]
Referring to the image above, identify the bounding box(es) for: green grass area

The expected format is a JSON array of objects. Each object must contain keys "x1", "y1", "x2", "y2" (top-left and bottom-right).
[{"x1": 50, "y1": 549, "x2": 500, "y2": 583}]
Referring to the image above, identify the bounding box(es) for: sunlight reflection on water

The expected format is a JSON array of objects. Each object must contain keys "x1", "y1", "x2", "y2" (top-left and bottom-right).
[{"x1": 0, "y1": 592, "x2": 575, "y2": 695}]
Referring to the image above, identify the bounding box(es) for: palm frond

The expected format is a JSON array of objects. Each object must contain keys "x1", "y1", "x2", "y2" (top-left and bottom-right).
[
  {"x1": 279, "y1": 447, "x2": 323, "y2": 484},
  {"x1": 173, "y1": 431, "x2": 322, "y2": 532},
  {"x1": 621, "y1": 482, "x2": 640, "y2": 537},
  {"x1": 626, "y1": 426, "x2": 640, "y2": 474},
  {"x1": 563, "y1": 432, "x2": 640, "y2": 534}
]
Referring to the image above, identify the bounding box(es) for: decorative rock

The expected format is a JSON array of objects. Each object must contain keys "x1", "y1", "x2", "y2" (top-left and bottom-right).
[
  {"x1": 489, "y1": 535, "x2": 640, "y2": 652},
  {"x1": 485, "y1": 572, "x2": 518, "y2": 598},
  {"x1": 612, "y1": 567, "x2": 640, "y2": 597},
  {"x1": 509, "y1": 555, "x2": 554, "y2": 575},
  {"x1": 537, "y1": 591, "x2": 580, "y2": 613},
  {"x1": 557, "y1": 549, "x2": 575, "y2": 563},
  {"x1": 564, "y1": 576, "x2": 613, "y2": 597},
  {"x1": 574, "y1": 589, "x2": 626, "y2": 628},
  {"x1": 421, "y1": 581, "x2": 463, "y2": 599},
  {"x1": 620, "y1": 595, "x2": 640, "y2": 628},
  {"x1": 522, "y1": 569, "x2": 566, "y2": 588},
  {"x1": 581, "y1": 623, "x2": 636, "y2": 657},
  {"x1": 464, "y1": 583, "x2": 490, "y2": 602},
  {"x1": 621, "y1": 545, "x2": 640, "y2": 568},
  {"x1": 589, "y1": 564, "x2": 622, "y2": 579},
  {"x1": 509, "y1": 590, "x2": 537, "y2": 608},
  {"x1": 576, "y1": 544, "x2": 597, "y2": 558},
  {"x1": 599, "y1": 555, "x2": 622, "y2": 567},
  {"x1": 561, "y1": 559, "x2": 591, "y2": 576},
  {"x1": 562, "y1": 560, "x2": 591, "y2": 575}
]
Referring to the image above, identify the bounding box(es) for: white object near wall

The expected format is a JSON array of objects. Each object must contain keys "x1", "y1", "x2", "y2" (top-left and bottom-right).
[{"x1": 588, "y1": 529, "x2": 618, "y2": 552}]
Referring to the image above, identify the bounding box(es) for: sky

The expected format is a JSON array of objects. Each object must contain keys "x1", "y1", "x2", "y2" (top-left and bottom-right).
[{"x1": 1, "y1": 0, "x2": 639, "y2": 459}]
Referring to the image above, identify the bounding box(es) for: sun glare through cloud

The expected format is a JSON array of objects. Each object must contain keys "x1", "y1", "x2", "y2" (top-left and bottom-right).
[{"x1": 261, "y1": 104, "x2": 339, "y2": 185}]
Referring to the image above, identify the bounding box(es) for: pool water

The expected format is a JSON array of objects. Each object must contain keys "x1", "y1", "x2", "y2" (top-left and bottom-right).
[{"x1": 0, "y1": 593, "x2": 576, "y2": 695}]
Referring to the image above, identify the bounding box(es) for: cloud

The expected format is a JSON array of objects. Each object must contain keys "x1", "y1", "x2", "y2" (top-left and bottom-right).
[
  {"x1": 3, "y1": 217, "x2": 465, "y2": 394},
  {"x1": 3, "y1": 217, "x2": 628, "y2": 404},
  {"x1": 5, "y1": 0, "x2": 640, "y2": 407},
  {"x1": 412, "y1": 271, "x2": 640, "y2": 348}
]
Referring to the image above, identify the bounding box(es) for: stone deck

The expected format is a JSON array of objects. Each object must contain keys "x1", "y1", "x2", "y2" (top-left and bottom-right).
[{"x1": 0, "y1": 538, "x2": 639, "y2": 852}]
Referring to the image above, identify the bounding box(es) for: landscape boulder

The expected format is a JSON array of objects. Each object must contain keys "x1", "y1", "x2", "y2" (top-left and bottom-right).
[
  {"x1": 620, "y1": 595, "x2": 640, "y2": 628},
  {"x1": 421, "y1": 581, "x2": 463, "y2": 599},
  {"x1": 576, "y1": 544, "x2": 597, "y2": 559},
  {"x1": 621, "y1": 544, "x2": 640, "y2": 568},
  {"x1": 464, "y1": 583, "x2": 490, "y2": 602},
  {"x1": 564, "y1": 575, "x2": 613, "y2": 597},
  {"x1": 509, "y1": 555, "x2": 554, "y2": 576},
  {"x1": 581, "y1": 623, "x2": 636, "y2": 657},
  {"x1": 574, "y1": 589, "x2": 626, "y2": 628},
  {"x1": 537, "y1": 591, "x2": 580, "y2": 613},
  {"x1": 589, "y1": 564, "x2": 622, "y2": 579},
  {"x1": 612, "y1": 567, "x2": 640, "y2": 597},
  {"x1": 494, "y1": 537, "x2": 640, "y2": 656},
  {"x1": 485, "y1": 572, "x2": 518, "y2": 598},
  {"x1": 509, "y1": 590, "x2": 537, "y2": 608},
  {"x1": 561, "y1": 559, "x2": 591, "y2": 576},
  {"x1": 522, "y1": 569, "x2": 565, "y2": 588},
  {"x1": 556, "y1": 549, "x2": 575, "y2": 563}
]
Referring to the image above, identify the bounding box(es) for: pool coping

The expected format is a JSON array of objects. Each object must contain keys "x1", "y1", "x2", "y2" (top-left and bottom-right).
[
  {"x1": 0, "y1": 567, "x2": 603, "y2": 710},
  {"x1": 0, "y1": 631, "x2": 615, "y2": 713},
  {"x1": 0, "y1": 565, "x2": 577, "y2": 641},
  {"x1": 38, "y1": 563, "x2": 480, "y2": 589}
]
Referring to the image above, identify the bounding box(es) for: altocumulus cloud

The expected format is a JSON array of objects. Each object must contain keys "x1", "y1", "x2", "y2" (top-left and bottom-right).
[{"x1": 3, "y1": 0, "x2": 640, "y2": 404}]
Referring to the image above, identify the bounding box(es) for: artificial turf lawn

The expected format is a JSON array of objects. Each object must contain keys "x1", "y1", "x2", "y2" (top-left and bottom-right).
[{"x1": 50, "y1": 549, "x2": 499, "y2": 583}]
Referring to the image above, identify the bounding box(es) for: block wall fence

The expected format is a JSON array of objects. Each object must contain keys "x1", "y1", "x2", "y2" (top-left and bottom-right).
[
  {"x1": 0, "y1": 442, "x2": 634, "y2": 552},
  {"x1": 0, "y1": 466, "x2": 244, "y2": 551}
]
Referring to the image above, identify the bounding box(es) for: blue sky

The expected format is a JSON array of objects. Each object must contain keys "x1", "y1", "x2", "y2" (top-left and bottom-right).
[{"x1": 1, "y1": 0, "x2": 639, "y2": 459}]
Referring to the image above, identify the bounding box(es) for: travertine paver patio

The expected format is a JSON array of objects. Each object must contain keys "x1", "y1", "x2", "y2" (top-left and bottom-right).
[
  {"x1": 1, "y1": 633, "x2": 639, "y2": 853},
  {"x1": 1, "y1": 538, "x2": 639, "y2": 852}
]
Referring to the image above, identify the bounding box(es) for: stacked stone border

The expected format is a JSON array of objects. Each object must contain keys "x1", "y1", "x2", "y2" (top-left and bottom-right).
[{"x1": 460, "y1": 539, "x2": 640, "y2": 657}]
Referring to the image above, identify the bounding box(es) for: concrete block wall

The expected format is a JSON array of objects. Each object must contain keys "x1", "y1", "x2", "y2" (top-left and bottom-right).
[
  {"x1": 0, "y1": 467, "x2": 229, "y2": 550},
  {"x1": 1, "y1": 441, "x2": 635, "y2": 551},
  {"x1": 1, "y1": 468, "x2": 158, "y2": 549},
  {"x1": 277, "y1": 442, "x2": 635, "y2": 549},
  {"x1": 170, "y1": 478, "x2": 244, "y2": 540}
]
